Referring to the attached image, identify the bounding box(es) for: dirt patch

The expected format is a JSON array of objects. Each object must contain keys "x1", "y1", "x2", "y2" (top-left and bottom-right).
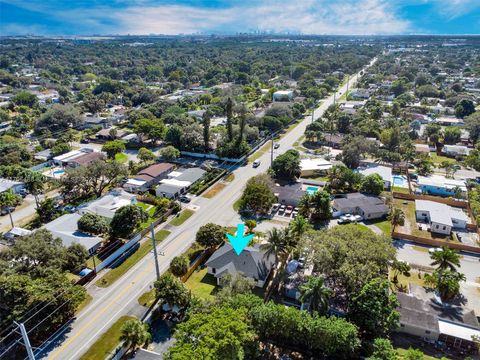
[{"x1": 202, "y1": 182, "x2": 227, "y2": 198}]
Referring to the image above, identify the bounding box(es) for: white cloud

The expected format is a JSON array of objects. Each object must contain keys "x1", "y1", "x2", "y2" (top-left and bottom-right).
[{"x1": 2, "y1": 0, "x2": 413, "y2": 35}]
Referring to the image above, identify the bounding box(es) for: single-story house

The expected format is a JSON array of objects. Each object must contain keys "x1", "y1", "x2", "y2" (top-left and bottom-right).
[
  {"x1": 321, "y1": 133, "x2": 344, "y2": 149},
  {"x1": 339, "y1": 101, "x2": 365, "y2": 115},
  {"x1": 67, "y1": 151, "x2": 105, "y2": 168},
  {"x1": 397, "y1": 286, "x2": 480, "y2": 352},
  {"x1": 124, "y1": 163, "x2": 175, "y2": 193},
  {"x1": 3, "y1": 227, "x2": 32, "y2": 242},
  {"x1": 415, "y1": 200, "x2": 469, "y2": 235},
  {"x1": 434, "y1": 116, "x2": 464, "y2": 126},
  {"x1": 0, "y1": 178, "x2": 25, "y2": 194},
  {"x1": 442, "y1": 145, "x2": 471, "y2": 157},
  {"x1": 272, "y1": 90, "x2": 294, "y2": 102},
  {"x1": 272, "y1": 182, "x2": 305, "y2": 206},
  {"x1": 359, "y1": 165, "x2": 392, "y2": 190},
  {"x1": 83, "y1": 114, "x2": 111, "y2": 129},
  {"x1": 205, "y1": 243, "x2": 276, "y2": 288},
  {"x1": 78, "y1": 189, "x2": 137, "y2": 219},
  {"x1": 414, "y1": 144, "x2": 431, "y2": 154},
  {"x1": 34, "y1": 149, "x2": 53, "y2": 161},
  {"x1": 95, "y1": 128, "x2": 127, "y2": 140},
  {"x1": 300, "y1": 158, "x2": 332, "y2": 177},
  {"x1": 43, "y1": 213, "x2": 102, "y2": 254},
  {"x1": 349, "y1": 88, "x2": 371, "y2": 100},
  {"x1": 156, "y1": 167, "x2": 205, "y2": 199},
  {"x1": 52, "y1": 148, "x2": 99, "y2": 167},
  {"x1": 417, "y1": 175, "x2": 466, "y2": 197},
  {"x1": 333, "y1": 193, "x2": 389, "y2": 220}
]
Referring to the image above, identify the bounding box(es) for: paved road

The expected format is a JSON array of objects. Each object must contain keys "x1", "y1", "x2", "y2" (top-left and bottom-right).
[
  {"x1": 0, "y1": 192, "x2": 58, "y2": 233},
  {"x1": 37, "y1": 59, "x2": 376, "y2": 360}
]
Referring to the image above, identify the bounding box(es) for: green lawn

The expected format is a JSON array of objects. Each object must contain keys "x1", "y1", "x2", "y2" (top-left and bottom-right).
[
  {"x1": 95, "y1": 230, "x2": 171, "y2": 288},
  {"x1": 169, "y1": 209, "x2": 194, "y2": 226},
  {"x1": 114, "y1": 152, "x2": 128, "y2": 163},
  {"x1": 138, "y1": 288, "x2": 156, "y2": 307},
  {"x1": 430, "y1": 153, "x2": 455, "y2": 165},
  {"x1": 79, "y1": 315, "x2": 136, "y2": 360},
  {"x1": 392, "y1": 186, "x2": 410, "y2": 194},
  {"x1": 233, "y1": 197, "x2": 242, "y2": 212},
  {"x1": 185, "y1": 267, "x2": 218, "y2": 300},
  {"x1": 369, "y1": 219, "x2": 392, "y2": 236},
  {"x1": 137, "y1": 202, "x2": 159, "y2": 230},
  {"x1": 396, "y1": 347, "x2": 443, "y2": 360},
  {"x1": 76, "y1": 293, "x2": 93, "y2": 315}
]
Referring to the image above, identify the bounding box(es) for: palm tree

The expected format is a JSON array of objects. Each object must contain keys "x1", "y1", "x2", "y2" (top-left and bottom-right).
[
  {"x1": 260, "y1": 227, "x2": 288, "y2": 263},
  {"x1": 24, "y1": 172, "x2": 45, "y2": 208},
  {"x1": 0, "y1": 190, "x2": 19, "y2": 228},
  {"x1": 289, "y1": 215, "x2": 311, "y2": 239},
  {"x1": 430, "y1": 247, "x2": 461, "y2": 272},
  {"x1": 388, "y1": 207, "x2": 405, "y2": 232},
  {"x1": 119, "y1": 319, "x2": 151, "y2": 352},
  {"x1": 390, "y1": 259, "x2": 411, "y2": 285},
  {"x1": 226, "y1": 97, "x2": 234, "y2": 142},
  {"x1": 299, "y1": 276, "x2": 332, "y2": 315}
]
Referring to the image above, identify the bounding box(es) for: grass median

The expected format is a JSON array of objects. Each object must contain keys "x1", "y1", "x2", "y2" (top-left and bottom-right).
[
  {"x1": 95, "y1": 229, "x2": 171, "y2": 288},
  {"x1": 169, "y1": 209, "x2": 194, "y2": 226},
  {"x1": 79, "y1": 315, "x2": 136, "y2": 360}
]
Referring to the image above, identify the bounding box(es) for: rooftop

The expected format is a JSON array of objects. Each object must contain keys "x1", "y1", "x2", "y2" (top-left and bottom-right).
[
  {"x1": 300, "y1": 158, "x2": 332, "y2": 172},
  {"x1": 415, "y1": 199, "x2": 470, "y2": 226},
  {"x1": 137, "y1": 163, "x2": 174, "y2": 179},
  {"x1": 0, "y1": 178, "x2": 23, "y2": 193},
  {"x1": 359, "y1": 165, "x2": 392, "y2": 183},
  {"x1": 334, "y1": 193, "x2": 389, "y2": 214},
  {"x1": 78, "y1": 189, "x2": 136, "y2": 219},
  {"x1": 417, "y1": 175, "x2": 467, "y2": 192}
]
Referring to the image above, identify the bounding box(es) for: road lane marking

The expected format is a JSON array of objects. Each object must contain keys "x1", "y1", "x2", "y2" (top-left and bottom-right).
[{"x1": 50, "y1": 263, "x2": 154, "y2": 360}]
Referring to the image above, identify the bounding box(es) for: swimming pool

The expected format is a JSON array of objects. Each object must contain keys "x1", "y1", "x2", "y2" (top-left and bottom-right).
[
  {"x1": 306, "y1": 186, "x2": 319, "y2": 195},
  {"x1": 53, "y1": 169, "x2": 65, "y2": 175},
  {"x1": 392, "y1": 175, "x2": 406, "y2": 187}
]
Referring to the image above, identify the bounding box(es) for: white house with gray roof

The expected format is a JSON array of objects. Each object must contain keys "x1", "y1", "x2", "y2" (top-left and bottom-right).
[
  {"x1": 0, "y1": 178, "x2": 25, "y2": 194},
  {"x1": 205, "y1": 243, "x2": 276, "y2": 288},
  {"x1": 359, "y1": 165, "x2": 392, "y2": 190},
  {"x1": 415, "y1": 200, "x2": 469, "y2": 235}
]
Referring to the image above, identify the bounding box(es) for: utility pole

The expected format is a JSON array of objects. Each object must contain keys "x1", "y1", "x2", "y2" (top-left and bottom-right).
[
  {"x1": 311, "y1": 102, "x2": 315, "y2": 123},
  {"x1": 270, "y1": 133, "x2": 274, "y2": 166},
  {"x1": 346, "y1": 75, "x2": 350, "y2": 96},
  {"x1": 150, "y1": 223, "x2": 160, "y2": 281},
  {"x1": 14, "y1": 322, "x2": 35, "y2": 360}
]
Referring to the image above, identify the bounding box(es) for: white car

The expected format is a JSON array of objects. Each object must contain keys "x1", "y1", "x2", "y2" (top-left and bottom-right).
[
  {"x1": 252, "y1": 160, "x2": 261, "y2": 168},
  {"x1": 353, "y1": 215, "x2": 363, "y2": 222},
  {"x1": 428, "y1": 247, "x2": 442, "y2": 254}
]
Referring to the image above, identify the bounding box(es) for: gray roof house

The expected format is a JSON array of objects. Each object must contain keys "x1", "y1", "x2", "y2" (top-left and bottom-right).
[
  {"x1": 43, "y1": 213, "x2": 102, "y2": 255},
  {"x1": 333, "y1": 193, "x2": 389, "y2": 220},
  {"x1": 359, "y1": 165, "x2": 392, "y2": 190},
  {"x1": 397, "y1": 285, "x2": 480, "y2": 352},
  {"x1": 156, "y1": 167, "x2": 205, "y2": 199},
  {"x1": 0, "y1": 178, "x2": 25, "y2": 194},
  {"x1": 415, "y1": 200, "x2": 470, "y2": 235},
  {"x1": 271, "y1": 182, "x2": 305, "y2": 206},
  {"x1": 205, "y1": 243, "x2": 276, "y2": 288}
]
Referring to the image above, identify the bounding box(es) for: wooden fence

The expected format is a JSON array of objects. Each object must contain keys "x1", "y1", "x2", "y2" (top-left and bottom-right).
[
  {"x1": 392, "y1": 192, "x2": 468, "y2": 208},
  {"x1": 181, "y1": 247, "x2": 216, "y2": 283},
  {"x1": 392, "y1": 231, "x2": 480, "y2": 254}
]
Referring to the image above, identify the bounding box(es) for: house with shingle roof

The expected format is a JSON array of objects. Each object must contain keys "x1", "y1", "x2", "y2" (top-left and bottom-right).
[{"x1": 205, "y1": 243, "x2": 276, "y2": 288}]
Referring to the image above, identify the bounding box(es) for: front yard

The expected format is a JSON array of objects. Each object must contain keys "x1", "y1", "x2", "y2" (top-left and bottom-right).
[{"x1": 169, "y1": 209, "x2": 194, "y2": 226}]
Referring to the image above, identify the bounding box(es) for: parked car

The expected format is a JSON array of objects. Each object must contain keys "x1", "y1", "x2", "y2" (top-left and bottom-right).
[
  {"x1": 279, "y1": 204, "x2": 286, "y2": 213},
  {"x1": 353, "y1": 215, "x2": 363, "y2": 222},
  {"x1": 285, "y1": 205, "x2": 293, "y2": 216},
  {"x1": 80, "y1": 138, "x2": 90, "y2": 144},
  {"x1": 179, "y1": 195, "x2": 191, "y2": 203},
  {"x1": 274, "y1": 143, "x2": 280, "y2": 149},
  {"x1": 1, "y1": 206, "x2": 15, "y2": 216},
  {"x1": 338, "y1": 218, "x2": 351, "y2": 224},
  {"x1": 252, "y1": 160, "x2": 261, "y2": 168},
  {"x1": 18, "y1": 189, "x2": 28, "y2": 198},
  {"x1": 271, "y1": 203, "x2": 280, "y2": 213}
]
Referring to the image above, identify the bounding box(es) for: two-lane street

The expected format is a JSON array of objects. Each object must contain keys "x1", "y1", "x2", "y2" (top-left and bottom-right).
[{"x1": 38, "y1": 59, "x2": 376, "y2": 359}]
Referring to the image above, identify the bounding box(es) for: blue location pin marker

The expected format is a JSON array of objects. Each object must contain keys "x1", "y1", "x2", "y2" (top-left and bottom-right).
[{"x1": 226, "y1": 223, "x2": 254, "y2": 256}]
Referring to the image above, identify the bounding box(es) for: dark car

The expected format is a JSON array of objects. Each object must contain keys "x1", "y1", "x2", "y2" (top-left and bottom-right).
[
  {"x1": 273, "y1": 143, "x2": 280, "y2": 149},
  {"x1": 179, "y1": 195, "x2": 191, "y2": 203},
  {"x1": 80, "y1": 138, "x2": 90, "y2": 144}
]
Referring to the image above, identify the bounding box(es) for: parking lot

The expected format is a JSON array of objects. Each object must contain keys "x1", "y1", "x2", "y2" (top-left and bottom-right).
[{"x1": 270, "y1": 203, "x2": 299, "y2": 219}]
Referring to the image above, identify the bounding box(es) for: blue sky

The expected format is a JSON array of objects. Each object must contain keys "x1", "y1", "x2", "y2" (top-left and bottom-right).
[{"x1": 1, "y1": 0, "x2": 479, "y2": 36}]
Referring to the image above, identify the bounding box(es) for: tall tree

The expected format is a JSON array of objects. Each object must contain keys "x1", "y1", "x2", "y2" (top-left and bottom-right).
[
  {"x1": 202, "y1": 110, "x2": 211, "y2": 152},
  {"x1": 24, "y1": 171, "x2": 45, "y2": 208},
  {"x1": 388, "y1": 208, "x2": 405, "y2": 232},
  {"x1": 429, "y1": 247, "x2": 461, "y2": 271},
  {"x1": 196, "y1": 223, "x2": 225, "y2": 249},
  {"x1": 299, "y1": 276, "x2": 332, "y2": 315},
  {"x1": 0, "y1": 189, "x2": 19, "y2": 228},
  {"x1": 260, "y1": 227, "x2": 289, "y2": 264},
  {"x1": 120, "y1": 319, "x2": 151, "y2": 353},
  {"x1": 226, "y1": 97, "x2": 234, "y2": 142}
]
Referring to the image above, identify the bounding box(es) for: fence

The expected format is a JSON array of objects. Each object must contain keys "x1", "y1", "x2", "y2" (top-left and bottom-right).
[
  {"x1": 392, "y1": 192, "x2": 468, "y2": 208},
  {"x1": 30, "y1": 162, "x2": 51, "y2": 171},
  {"x1": 180, "y1": 248, "x2": 215, "y2": 283},
  {"x1": 94, "y1": 209, "x2": 173, "y2": 273},
  {"x1": 392, "y1": 231, "x2": 480, "y2": 254}
]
